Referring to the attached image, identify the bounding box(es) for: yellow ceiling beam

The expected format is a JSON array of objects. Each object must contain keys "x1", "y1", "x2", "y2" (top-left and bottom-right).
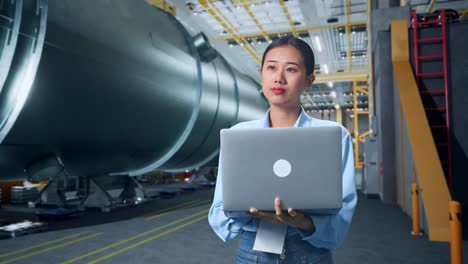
[
  {"x1": 240, "y1": 0, "x2": 271, "y2": 42},
  {"x1": 426, "y1": 0, "x2": 438, "y2": 13},
  {"x1": 146, "y1": 0, "x2": 176, "y2": 16},
  {"x1": 459, "y1": 10, "x2": 467, "y2": 22},
  {"x1": 199, "y1": 0, "x2": 261, "y2": 64},
  {"x1": 209, "y1": 22, "x2": 367, "y2": 42},
  {"x1": 346, "y1": 0, "x2": 352, "y2": 72},
  {"x1": 366, "y1": 0, "x2": 374, "y2": 118},
  {"x1": 279, "y1": 0, "x2": 299, "y2": 37},
  {"x1": 314, "y1": 71, "x2": 368, "y2": 83},
  {"x1": 356, "y1": 88, "x2": 369, "y2": 95}
]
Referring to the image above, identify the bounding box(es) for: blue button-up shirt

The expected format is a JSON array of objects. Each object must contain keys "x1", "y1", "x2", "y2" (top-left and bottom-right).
[{"x1": 208, "y1": 108, "x2": 357, "y2": 249}]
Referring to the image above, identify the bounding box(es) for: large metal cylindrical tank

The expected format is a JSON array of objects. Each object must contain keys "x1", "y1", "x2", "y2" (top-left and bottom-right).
[{"x1": 0, "y1": 0, "x2": 268, "y2": 180}]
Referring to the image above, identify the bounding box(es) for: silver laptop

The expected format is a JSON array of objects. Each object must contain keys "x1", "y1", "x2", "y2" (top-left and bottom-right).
[{"x1": 220, "y1": 126, "x2": 342, "y2": 214}]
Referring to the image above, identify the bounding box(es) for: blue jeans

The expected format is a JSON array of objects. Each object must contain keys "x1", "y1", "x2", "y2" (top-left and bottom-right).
[{"x1": 236, "y1": 231, "x2": 333, "y2": 264}]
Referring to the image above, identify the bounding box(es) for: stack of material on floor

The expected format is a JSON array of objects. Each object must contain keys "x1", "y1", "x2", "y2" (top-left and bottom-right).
[
  {"x1": 35, "y1": 208, "x2": 81, "y2": 221},
  {"x1": 0, "y1": 220, "x2": 47, "y2": 238},
  {"x1": 10, "y1": 186, "x2": 39, "y2": 204},
  {"x1": 181, "y1": 185, "x2": 200, "y2": 192},
  {"x1": 199, "y1": 181, "x2": 216, "y2": 188},
  {"x1": 159, "y1": 188, "x2": 182, "y2": 198}
]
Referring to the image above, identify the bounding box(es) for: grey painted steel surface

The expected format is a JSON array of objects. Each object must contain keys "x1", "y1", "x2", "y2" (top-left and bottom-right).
[
  {"x1": 448, "y1": 23, "x2": 468, "y2": 238},
  {"x1": 0, "y1": 0, "x2": 22, "y2": 94},
  {"x1": 362, "y1": 136, "x2": 380, "y2": 196},
  {"x1": 0, "y1": 0, "x2": 267, "y2": 180},
  {"x1": 0, "y1": 0, "x2": 47, "y2": 142},
  {"x1": 371, "y1": 6, "x2": 411, "y2": 204}
]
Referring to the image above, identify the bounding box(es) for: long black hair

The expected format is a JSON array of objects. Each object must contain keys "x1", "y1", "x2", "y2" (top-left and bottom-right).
[{"x1": 261, "y1": 36, "x2": 316, "y2": 75}]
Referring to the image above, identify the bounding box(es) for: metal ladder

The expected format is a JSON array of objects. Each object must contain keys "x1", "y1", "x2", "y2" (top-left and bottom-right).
[{"x1": 411, "y1": 9, "x2": 452, "y2": 193}]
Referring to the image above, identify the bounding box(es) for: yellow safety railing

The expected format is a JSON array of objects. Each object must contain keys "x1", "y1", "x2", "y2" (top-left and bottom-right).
[{"x1": 353, "y1": 79, "x2": 369, "y2": 168}]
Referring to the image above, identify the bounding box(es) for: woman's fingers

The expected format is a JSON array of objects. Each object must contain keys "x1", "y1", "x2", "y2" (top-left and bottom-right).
[
  {"x1": 275, "y1": 197, "x2": 282, "y2": 216},
  {"x1": 288, "y1": 208, "x2": 297, "y2": 217},
  {"x1": 249, "y1": 208, "x2": 277, "y2": 221},
  {"x1": 248, "y1": 201, "x2": 305, "y2": 227}
]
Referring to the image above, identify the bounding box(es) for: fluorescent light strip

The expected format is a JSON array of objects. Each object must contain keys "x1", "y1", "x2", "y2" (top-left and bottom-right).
[{"x1": 314, "y1": 35, "x2": 322, "y2": 52}]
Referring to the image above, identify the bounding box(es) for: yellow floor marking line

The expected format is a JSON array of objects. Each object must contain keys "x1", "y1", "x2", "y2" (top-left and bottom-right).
[
  {"x1": 88, "y1": 215, "x2": 207, "y2": 264},
  {"x1": 0, "y1": 231, "x2": 90, "y2": 258},
  {"x1": 0, "y1": 232, "x2": 103, "y2": 264},
  {"x1": 144, "y1": 199, "x2": 212, "y2": 221},
  {"x1": 143, "y1": 199, "x2": 201, "y2": 219},
  {"x1": 63, "y1": 209, "x2": 209, "y2": 264}
]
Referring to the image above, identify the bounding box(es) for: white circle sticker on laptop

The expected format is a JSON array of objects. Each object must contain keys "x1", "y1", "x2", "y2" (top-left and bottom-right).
[{"x1": 273, "y1": 159, "x2": 291, "y2": 178}]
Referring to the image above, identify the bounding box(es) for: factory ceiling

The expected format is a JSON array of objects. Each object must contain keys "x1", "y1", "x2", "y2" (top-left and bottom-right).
[{"x1": 167, "y1": 0, "x2": 466, "y2": 111}]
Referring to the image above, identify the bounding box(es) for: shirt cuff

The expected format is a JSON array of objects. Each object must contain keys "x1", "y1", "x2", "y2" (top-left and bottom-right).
[
  {"x1": 227, "y1": 216, "x2": 252, "y2": 234},
  {"x1": 296, "y1": 220, "x2": 316, "y2": 238},
  {"x1": 224, "y1": 210, "x2": 248, "y2": 218}
]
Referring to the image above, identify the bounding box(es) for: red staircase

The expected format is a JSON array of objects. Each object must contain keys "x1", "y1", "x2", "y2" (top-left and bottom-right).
[{"x1": 411, "y1": 9, "x2": 452, "y2": 193}]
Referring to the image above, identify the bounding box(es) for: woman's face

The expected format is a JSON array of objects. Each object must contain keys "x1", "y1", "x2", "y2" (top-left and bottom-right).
[{"x1": 260, "y1": 45, "x2": 314, "y2": 109}]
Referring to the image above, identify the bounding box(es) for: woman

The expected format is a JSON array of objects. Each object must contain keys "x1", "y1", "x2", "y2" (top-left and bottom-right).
[{"x1": 208, "y1": 36, "x2": 357, "y2": 264}]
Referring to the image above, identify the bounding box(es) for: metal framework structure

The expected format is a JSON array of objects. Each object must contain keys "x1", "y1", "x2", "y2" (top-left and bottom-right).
[
  {"x1": 353, "y1": 79, "x2": 369, "y2": 169},
  {"x1": 157, "y1": 0, "x2": 465, "y2": 168}
]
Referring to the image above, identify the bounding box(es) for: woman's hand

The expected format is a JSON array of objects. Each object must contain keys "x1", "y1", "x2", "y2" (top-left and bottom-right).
[{"x1": 248, "y1": 197, "x2": 315, "y2": 232}]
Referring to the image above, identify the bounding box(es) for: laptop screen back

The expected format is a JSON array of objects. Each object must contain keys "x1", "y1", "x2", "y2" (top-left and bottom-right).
[{"x1": 220, "y1": 126, "x2": 342, "y2": 213}]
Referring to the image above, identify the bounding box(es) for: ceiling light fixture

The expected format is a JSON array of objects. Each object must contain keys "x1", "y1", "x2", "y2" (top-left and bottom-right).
[
  {"x1": 327, "y1": 81, "x2": 333, "y2": 88},
  {"x1": 314, "y1": 35, "x2": 322, "y2": 52},
  {"x1": 322, "y1": 64, "x2": 329, "y2": 74},
  {"x1": 331, "y1": 91, "x2": 336, "y2": 98}
]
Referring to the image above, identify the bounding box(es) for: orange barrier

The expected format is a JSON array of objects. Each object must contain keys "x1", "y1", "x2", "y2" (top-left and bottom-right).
[
  {"x1": 449, "y1": 201, "x2": 462, "y2": 264},
  {"x1": 411, "y1": 183, "x2": 422, "y2": 236}
]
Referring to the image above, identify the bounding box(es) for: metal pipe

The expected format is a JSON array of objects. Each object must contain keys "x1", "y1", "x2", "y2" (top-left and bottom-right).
[{"x1": 0, "y1": 0, "x2": 268, "y2": 180}]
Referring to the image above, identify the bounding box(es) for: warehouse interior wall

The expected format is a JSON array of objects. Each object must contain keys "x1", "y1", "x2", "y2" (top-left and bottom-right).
[
  {"x1": 445, "y1": 23, "x2": 468, "y2": 238},
  {"x1": 371, "y1": 5, "x2": 411, "y2": 204}
]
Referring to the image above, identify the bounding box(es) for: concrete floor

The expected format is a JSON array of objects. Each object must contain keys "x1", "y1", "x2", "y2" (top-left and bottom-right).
[{"x1": 0, "y1": 185, "x2": 466, "y2": 264}]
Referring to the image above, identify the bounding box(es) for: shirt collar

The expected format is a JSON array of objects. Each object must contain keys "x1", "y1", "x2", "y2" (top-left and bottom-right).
[{"x1": 261, "y1": 107, "x2": 311, "y2": 128}]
